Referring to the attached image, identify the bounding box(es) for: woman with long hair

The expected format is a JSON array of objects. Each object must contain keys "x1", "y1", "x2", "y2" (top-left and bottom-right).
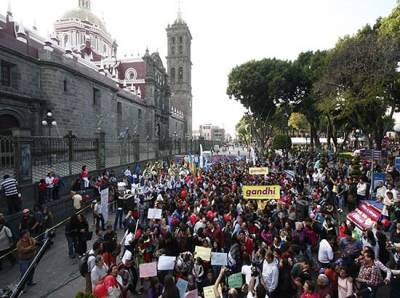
[
  {"x1": 161, "y1": 275, "x2": 179, "y2": 298},
  {"x1": 146, "y1": 277, "x2": 163, "y2": 298}
]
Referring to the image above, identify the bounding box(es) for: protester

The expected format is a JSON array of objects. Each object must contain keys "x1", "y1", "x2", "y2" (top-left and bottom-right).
[
  {"x1": 1, "y1": 174, "x2": 20, "y2": 214},
  {"x1": 0, "y1": 213, "x2": 15, "y2": 270},
  {"x1": 16, "y1": 230, "x2": 36, "y2": 286}
]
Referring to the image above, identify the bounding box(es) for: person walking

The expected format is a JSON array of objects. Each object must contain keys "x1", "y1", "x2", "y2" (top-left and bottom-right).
[
  {"x1": 0, "y1": 213, "x2": 15, "y2": 270},
  {"x1": 81, "y1": 165, "x2": 90, "y2": 189},
  {"x1": 16, "y1": 230, "x2": 37, "y2": 286},
  {"x1": 1, "y1": 175, "x2": 20, "y2": 214},
  {"x1": 45, "y1": 172, "x2": 54, "y2": 202}
]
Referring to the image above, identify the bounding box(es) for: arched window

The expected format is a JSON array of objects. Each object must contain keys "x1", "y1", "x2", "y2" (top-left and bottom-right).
[
  {"x1": 170, "y1": 68, "x2": 176, "y2": 83},
  {"x1": 178, "y1": 67, "x2": 183, "y2": 82}
]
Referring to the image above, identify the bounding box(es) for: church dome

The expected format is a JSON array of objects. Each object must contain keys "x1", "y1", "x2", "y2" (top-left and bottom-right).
[{"x1": 61, "y1": 8, "x2": 106, "y2": 31}]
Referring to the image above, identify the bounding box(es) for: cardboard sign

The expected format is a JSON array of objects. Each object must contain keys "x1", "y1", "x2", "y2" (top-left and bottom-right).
[
  {"x1": 157, "y1": 256, "x2": 176, "y2": 271},
  {"x1": 242, "y1": 185, "x2": 280, "y2": 200},
  {"x1": 194, "y1": 246, "x2": 211, "y2": 261},
  {"x1": 139, "y1": 262, "x2": 157, "y2": 278},
  {"x1": 100, "y1": 188, "x2": 109, "y2": 222},
  {"x1": 147, "y1": 208, "x2": 162, "y2": 219},
  {"x1": 176, "y1": 278, "x2": 188, "y2": 298},
  {"x1": 249, "y1": 167, "x2": 269, "y2": 175},
  {"x1": 211, "y1": 252, "x2": 228, "y2": 266},
  {"x1": 203, "y1": 286, "x2": 216, "y2": 298},
  {"x1": 185, "y1": 289, "x2": 198, "y2": 298},
  {"x1": 228, "y1": 272, "x2": 243, "y2": 288}
]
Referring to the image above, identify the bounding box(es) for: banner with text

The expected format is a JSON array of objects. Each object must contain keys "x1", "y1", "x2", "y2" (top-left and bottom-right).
[
  {"x1": 242, "y1": 185, "x2": 280, "y2": 200},
  {"x1": 249, "y1": 167, "x2": 269, "y2": 175}
]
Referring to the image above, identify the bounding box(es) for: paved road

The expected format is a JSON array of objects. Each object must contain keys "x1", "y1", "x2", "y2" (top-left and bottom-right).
[{"x1": 0, "y1": 211, "x2": 139, "y2": 298}]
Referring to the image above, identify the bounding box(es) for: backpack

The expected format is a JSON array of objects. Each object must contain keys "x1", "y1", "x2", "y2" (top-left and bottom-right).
[{"x1": 79, "y1": 253, "x2": 95, "y2": 277}]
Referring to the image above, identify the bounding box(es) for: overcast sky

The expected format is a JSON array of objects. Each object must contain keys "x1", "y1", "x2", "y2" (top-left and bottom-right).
[{"x1": 2, "y1": 0, "x2": 397, "y2": 136}]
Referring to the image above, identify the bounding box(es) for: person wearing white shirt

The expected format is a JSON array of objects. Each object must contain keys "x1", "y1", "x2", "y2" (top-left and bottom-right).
[
  {"x1": 386, "y1": 184, "x2": 399, "y2": 202},
  {"x1": 318, "y1": 236, "x2": 335, "y2": 267},
  {"x1": 262, "y1": 252, "x2": 279, "y2": 297},
  {"x1": 357, "y1": 179, "x2": 367, "y2": 200}
]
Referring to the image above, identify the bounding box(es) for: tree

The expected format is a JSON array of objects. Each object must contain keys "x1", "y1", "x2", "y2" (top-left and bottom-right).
[
  {"x1": 288, "y1": 112, "x2": 309, "y2": 132},
  {"x1": 272, "y1": 134, "x2": 292, "y2": 156}
]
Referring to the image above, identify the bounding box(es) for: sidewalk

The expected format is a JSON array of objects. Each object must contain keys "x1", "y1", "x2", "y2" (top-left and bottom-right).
[{"x1": 0, "y1": 211, "x2": 138, "y2": 298}]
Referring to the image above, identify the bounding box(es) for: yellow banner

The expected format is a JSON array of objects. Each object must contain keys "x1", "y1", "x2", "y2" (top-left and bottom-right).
[
  {"x1": 249, "y1": 167, "x2": 269, "y2": 175},
  {"x1": 243, "y1": 185, "x2": 280, "y2": 200}
]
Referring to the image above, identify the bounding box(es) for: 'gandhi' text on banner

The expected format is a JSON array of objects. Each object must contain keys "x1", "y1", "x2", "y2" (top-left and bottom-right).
[{"x1": 242, "y1": 185, "x2": 280, "y2": 200}]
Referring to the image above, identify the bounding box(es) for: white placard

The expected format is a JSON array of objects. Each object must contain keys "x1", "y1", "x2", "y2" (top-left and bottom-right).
[
  {"x1": 100, "y1": 188, "x2": 109, "y2": 222},
  {"x1": 157, "y1": 256, "x2": 176, "y2": 270},
  {"x1": 147, "y1": 208, "x2": 162, "y2": 219}
]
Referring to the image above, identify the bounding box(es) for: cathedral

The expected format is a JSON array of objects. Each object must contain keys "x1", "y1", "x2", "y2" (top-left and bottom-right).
[{"x1": 0, "y1": 0, "x2": 193, "y2": 142}]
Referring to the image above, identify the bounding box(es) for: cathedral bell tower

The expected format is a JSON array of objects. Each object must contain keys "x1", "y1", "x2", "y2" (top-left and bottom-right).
[{"x1": 166, "y1": 8, "x2": 192, "y2": 137}]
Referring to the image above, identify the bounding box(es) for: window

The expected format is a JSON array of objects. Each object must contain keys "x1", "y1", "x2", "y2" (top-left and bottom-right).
[
  {"x1": 117, "y1": 102, "x2": 122, "y2": 115},
  {"x1": 172, "y1": 37, "x2": 176, "y2": 44},
  {"x1": 178, "y1": 45, "x2": 183, "y2": 55},
  {"x1": 178, "y1": 67, "x2": 183, "y2": 82},
  {"x1": 93, "y1": 88, "x2": 100, "y2": 106},
  {"x1": 179, "y1": 36, "x2": 183, "y2": 43},
  {"x1": 171, "y1": 46, "x2": 175, "y2": 55},
  {"x1": 1, "y1": 61, "x2": 12, "y2": 87},
  {"x1": 170, "y1": 68, "x2": 175, "y2": 83},
  {"x1": 63, "y1": 79, "x2": 68, "y2": 92},
  {"x1": 138, "y1": 109, "x2": 142, "y2": 121}
]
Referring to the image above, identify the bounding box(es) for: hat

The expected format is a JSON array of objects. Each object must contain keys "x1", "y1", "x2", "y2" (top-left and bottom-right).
[{"x1": 22, "y1": 209, "x2": 30, "y2": 214}]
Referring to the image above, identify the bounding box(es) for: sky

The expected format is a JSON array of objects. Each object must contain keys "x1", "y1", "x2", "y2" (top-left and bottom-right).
[{"x1": 1, "y1": 0, "x2": 398, "y2": 136}]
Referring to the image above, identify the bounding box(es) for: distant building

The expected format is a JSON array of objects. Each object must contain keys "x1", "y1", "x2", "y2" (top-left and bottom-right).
[{"x1": 198, "y1": 124, "x2": 225, "y2": 142}]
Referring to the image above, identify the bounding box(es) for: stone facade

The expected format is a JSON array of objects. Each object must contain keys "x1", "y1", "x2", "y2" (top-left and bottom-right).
[
  {"x1": 166, "y1": 14, "x2": 193, "y2": 137},
  {"x1": 0, "y1": 4, "x2": 187, "y2": 145}
]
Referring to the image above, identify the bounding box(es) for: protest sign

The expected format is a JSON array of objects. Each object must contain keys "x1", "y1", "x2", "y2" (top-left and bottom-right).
[
  {"x1": 211, "y1": 252, "x2": 227, "y2": 266},
  {"x1": 139, "y1": 262, "x2": 157, "y2": 278},
  {"x1": 195, "y1": 246, "x2": 211, "y2": 261},
  {"x1": 249, "y1": 167, "x2": 269, "y2": 175},
  {"x1": 203, "y1": 286, "x2": 216, "y2": 298},
  {"x1": 157, "y1": 256, "x2": 176, "y2": 271},
  {"x1": 176, "y1": 278, "x2": 188, "y2": 298},
  {"x1": 100, "y1": 188, "x2": 109, "y2": 222},
  {"x1": 147, "y1": 208, "x2": 162, "y2": 219},
  {"x1": 185, "y1": 289, "x2": 198, "y2": 298},
  {"x1": 228, "y1": 272, "x2": 243, "y2": 288},
  {"x1": 242, "y1": 185, "x2": 280, "y2": 200}
]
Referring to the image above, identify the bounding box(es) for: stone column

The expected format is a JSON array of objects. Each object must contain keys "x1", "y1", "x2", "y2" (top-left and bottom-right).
[{"x1": 12, "y1": 129, "x2": 32, "y2": 185}]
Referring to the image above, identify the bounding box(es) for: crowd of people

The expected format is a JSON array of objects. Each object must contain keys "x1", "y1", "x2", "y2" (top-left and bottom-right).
[
  {"x1": 74, "y1": 151, "x2": 400, "y2": 298},
  {"x1": 3, "y1": 149, "x2": 400, "y2": 298}
]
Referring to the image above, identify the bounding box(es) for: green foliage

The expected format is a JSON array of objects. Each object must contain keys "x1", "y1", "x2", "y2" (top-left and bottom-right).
[
  {"x1": 350, "y1": 155, "x2": 362, "y2": 178},
  {"x1": 288, "y1": 112, "x2": 309, "y2": 131},
  {"x1": 272, "y1": 135, "x2": 292, "y2": 151}
]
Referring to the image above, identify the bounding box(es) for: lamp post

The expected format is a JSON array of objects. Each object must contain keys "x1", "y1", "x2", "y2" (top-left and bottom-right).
[
  {"x1": 354, "y1": 129, "x2": 360, "y2": 149},
  {"x1": 41, "y1": 110, "x2": 57, "y2": 167},
  {"x1": 41, "y1": 110, "x2": 57, "y2": 136}
]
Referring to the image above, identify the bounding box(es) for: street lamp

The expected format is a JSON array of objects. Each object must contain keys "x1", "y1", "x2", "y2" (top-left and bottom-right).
[
  {"x1": 354, "y1": 129, "x2": 361, "y2": 149},
  {"x1": 42, "y1": 110, "x2": 57, "y2": 136}
]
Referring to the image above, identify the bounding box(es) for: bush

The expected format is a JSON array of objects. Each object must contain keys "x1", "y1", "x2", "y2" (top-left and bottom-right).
[{"x1": 272, "y1": 135, "x2": 292, "y2": 151}]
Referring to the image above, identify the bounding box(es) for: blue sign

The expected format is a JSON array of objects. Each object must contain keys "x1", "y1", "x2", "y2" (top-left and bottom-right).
[
  {"x1": 395, "y1": 157, "x2": 400, "y2": 171},
  {"x1": 371, "y1": 172, "x2": 385, "y2": 197}
]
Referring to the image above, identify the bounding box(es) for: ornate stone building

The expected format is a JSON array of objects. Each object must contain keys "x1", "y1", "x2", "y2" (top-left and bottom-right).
[
  {"x1": 0, "y1": 0, "x2": 191, "y2": 144},
  {"x1": 166, "y1": 10, "x2": 193, "y2": 138}
]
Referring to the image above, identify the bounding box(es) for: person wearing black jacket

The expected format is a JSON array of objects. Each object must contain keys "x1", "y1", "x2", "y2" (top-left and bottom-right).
[{"x1": 65, "y1": 216, "x2": 77, "y2": 258}]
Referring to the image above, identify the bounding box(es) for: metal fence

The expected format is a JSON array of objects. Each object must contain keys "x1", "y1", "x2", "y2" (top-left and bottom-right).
[
  {"x1": 0, "y1": 135, "x2": 15, "y2": 178},
  {"x1": 0, "y1": 132, "x2": 221, "y2": 183}
]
